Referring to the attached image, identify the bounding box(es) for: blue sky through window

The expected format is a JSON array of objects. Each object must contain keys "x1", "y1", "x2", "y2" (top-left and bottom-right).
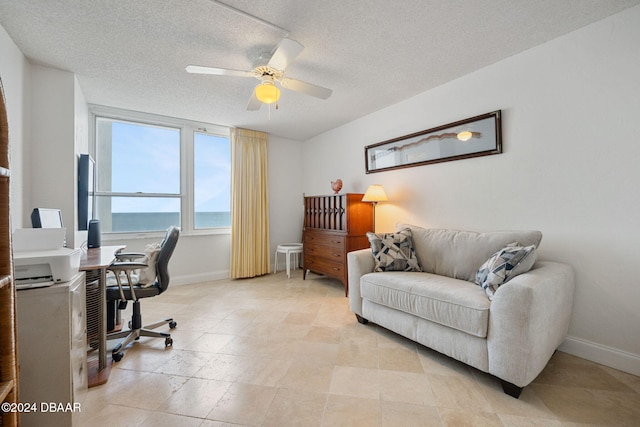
[
  {"x1": 194, "y1": 132, "x2": 231, "y2": 213},
  {"x1": 108, "y1": 122, "x2": 230, "y2": 215}
]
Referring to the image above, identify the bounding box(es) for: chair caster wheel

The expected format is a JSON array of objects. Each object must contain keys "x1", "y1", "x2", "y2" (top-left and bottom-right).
[
  {"x1": 165, "y1": 337, "x2": 173, "y2": 347},
  {"x1": 169, "y1": 321, "x2": 177, "y2": 329},
  {"x1": 112, "y1": 351, "x2": 124, "y2": 362}
]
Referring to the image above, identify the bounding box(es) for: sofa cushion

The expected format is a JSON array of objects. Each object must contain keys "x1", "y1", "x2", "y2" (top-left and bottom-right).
[
  {"x1": 476, "y1": 243, "x2": 537, "y2": 299},
  {"x1": 366, "y1": 228, "x2": 422, "y2": 272},
  {"x1": 360, "y1": 272, "x2": 491, "y2": 337},
  {"x1": 397, "y1": 225, "x2": 542, "y2": 282}
]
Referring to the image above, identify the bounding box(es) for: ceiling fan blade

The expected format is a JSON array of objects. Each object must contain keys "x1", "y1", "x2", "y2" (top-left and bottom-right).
[
  {"x1": 280, "y1": 78, "x2": 333, "y2": 99},
  {"x1": 186, "y1": 65, "x2": 253, "y2": 78},
  {"x1": 246, "y1": 90, "x2": 262, "y2": 111},
  {"x1": 268, "y1": 38, "x2": 304, "y2": 71}
]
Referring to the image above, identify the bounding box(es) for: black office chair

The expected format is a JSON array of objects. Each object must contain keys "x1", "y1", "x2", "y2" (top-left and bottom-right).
[{"x1": 106, "y1": 226, "x2": 180, "y2": 362}]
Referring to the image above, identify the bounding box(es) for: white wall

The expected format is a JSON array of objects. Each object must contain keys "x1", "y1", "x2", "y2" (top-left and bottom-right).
[
  {"x1": 302, "y1": 6, "x2": 640, "y2": 375},
  {"x1": 0, "y1": 24, "x2": 29, "y2": 228},
  {"x1": 29, "y1": 65, "x2": 79, "y2": 246},
  {"x1": 269, "y1": 135, "x2": 304, "y2": 269},
  {"x1": 29, "y1": 67, "x2": 92, "y2": 249},
  {"x1": 106, "y1": 232, "x2": 231, "y2": 285}
]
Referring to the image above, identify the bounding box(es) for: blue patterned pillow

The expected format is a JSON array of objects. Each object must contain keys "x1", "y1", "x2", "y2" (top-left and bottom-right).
[
  {"x1": 367, "y1": 228, "x2": 422, "y2": 272},
  {"x1": 475, "y1": 243, "x2": 536, "y2": 299}
]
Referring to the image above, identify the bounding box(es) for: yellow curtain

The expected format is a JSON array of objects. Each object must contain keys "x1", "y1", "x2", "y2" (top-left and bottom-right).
[{"x1": 229, "y1": 128, "x2": 270, "y2": 278}]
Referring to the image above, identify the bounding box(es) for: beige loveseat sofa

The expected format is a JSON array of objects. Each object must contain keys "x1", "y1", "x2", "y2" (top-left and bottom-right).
[{"x1": 347, "y1": 225, "x2": 575, "y2": 398}]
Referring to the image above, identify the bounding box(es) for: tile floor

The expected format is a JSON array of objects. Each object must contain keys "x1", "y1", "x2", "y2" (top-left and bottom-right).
[{"x1": 78, "y1": 272, "x2": 640, "y2": 426}]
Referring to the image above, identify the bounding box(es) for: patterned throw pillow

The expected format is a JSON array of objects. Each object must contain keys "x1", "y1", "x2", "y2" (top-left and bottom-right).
[
  {"x1": 367, "y1": 228, "x2": 422, "y2": 272},
  {"x1": 475, "y1": 242, "x2": 536, "y2": 299}
]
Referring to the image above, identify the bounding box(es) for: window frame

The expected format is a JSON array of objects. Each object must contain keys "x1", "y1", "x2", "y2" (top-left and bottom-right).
[{"x1": 89, "y1": 104, "x2": 231, "y2": 239}]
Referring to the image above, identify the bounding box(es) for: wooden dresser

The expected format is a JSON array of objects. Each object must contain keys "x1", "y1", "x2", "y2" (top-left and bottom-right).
[{"x1": 303, "y1": 193, "x2": 374, "y2": 296}]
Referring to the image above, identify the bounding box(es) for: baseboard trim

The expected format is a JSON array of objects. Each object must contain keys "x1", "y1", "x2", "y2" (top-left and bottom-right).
[
  {"x1": 559, "y1": 335, "x2": 640, "y2": 376},
  {"x1": 171, "y1": 270, "x2": 230, "y2": 286}
]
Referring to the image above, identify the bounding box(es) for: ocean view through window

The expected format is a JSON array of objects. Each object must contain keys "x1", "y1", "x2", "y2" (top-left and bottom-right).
[
  {"x1": 107, "y1": 212, "x2": 230, "y2": 232},
  {"x1": 92, "y1": 107, "x2": 231, "y2": 234}
]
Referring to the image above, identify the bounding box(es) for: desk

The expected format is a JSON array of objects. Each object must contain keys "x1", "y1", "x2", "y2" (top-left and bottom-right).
[{"x1": 79, "y1": 245, "x2": 125, "y2": 388}]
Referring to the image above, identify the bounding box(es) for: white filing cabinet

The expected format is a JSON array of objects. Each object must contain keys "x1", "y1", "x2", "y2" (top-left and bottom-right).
[{"x1": 16, "y1": 272, "x2": 87, "y2": 427}]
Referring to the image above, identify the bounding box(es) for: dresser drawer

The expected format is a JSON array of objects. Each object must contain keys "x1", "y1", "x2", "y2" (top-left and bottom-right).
[
  {"x1": 304, "y1": 256, "x2": 345, "y2": 279},
  {"x1": 304, "y1": 243, "x2": 344, "y2": 261},
  {"x1": 304, "y1": 230, "x2": 345, "y2": 248}
]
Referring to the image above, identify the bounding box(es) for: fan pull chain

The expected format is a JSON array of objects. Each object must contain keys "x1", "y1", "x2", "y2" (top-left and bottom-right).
[{"x1": 267, "y1": 102, "x2": 279, "y2": 120}]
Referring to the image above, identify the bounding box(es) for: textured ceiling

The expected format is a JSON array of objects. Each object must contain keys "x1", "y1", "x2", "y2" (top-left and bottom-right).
[{"x1": 1, "y1": 0, "x2": 639, "y2": 141}]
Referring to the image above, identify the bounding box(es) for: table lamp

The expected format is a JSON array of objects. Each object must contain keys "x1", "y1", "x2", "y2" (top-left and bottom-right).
[{"x1": 362, "y1": 184, "x2": 388, "y2": 231}]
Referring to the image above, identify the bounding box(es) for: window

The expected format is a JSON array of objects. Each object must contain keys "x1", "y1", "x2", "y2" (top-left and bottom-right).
[
  {"x1": 91, "y1": 106, "x2": 231, "y2": 235},
  {"x1": 194, "y1": 132, "x2": 231, "y2": 229}
]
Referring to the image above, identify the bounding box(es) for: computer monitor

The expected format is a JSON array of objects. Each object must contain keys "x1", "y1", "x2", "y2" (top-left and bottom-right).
[
  {"x1": 31, "y1": 208, "x2": 64, "y2": 228},
  {"x1": 78, "y1": 154, "x2": 95, "y2": 231}
]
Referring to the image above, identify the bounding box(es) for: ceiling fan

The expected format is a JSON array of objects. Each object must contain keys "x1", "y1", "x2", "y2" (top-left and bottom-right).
[{"x1": 186, "y1": 38, "x2": 332, "y2": 110}]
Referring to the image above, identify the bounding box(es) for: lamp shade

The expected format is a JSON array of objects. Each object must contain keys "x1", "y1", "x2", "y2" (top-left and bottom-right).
[
  {"x1": 255, "y1": 81, "x2": 280, "y2": 104},
  {"x1": 362, "y1": 184, "x2": 388, "y2": 202}
]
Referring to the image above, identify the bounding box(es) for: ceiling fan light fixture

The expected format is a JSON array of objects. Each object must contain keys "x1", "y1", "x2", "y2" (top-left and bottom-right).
[{"x1": 255, "y1": 81, "x2": 280, "y2": 104}]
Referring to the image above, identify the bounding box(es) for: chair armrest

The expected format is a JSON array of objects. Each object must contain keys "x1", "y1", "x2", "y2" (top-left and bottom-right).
[
  {"x1": 487, "y1": 261, "x2": 575, "y2": 387},
  {"x1": 114, "y1": 252, "x2": 145, "y2": 261},
  {"x1": 108, "y1": 262, "x2": 148, "y2": 301},
  {"x1": 347, "y1": 249, "x2": 375, "y2": 316},
  {"x1": 108, "y1": 261, "x2": 148, "y2": 271}
]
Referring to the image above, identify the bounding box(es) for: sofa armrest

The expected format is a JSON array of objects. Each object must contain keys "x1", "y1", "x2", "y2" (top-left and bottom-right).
[
  {"x1": 347, "y1": 248, "x2": 375, "y2": 315},
  {"x1": 488, "y1": 261, "x2": 575, "y2": 387}
]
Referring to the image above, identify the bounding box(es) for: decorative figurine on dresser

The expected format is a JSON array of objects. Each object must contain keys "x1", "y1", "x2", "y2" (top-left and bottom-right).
[{"x1": 303, "y1": 193, "x2": 374, "y2": 296}]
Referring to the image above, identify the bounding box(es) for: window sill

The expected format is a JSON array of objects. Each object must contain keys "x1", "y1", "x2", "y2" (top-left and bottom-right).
[{"x1": 101, "y1": 227, "x2": 231, "y2": 241}]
